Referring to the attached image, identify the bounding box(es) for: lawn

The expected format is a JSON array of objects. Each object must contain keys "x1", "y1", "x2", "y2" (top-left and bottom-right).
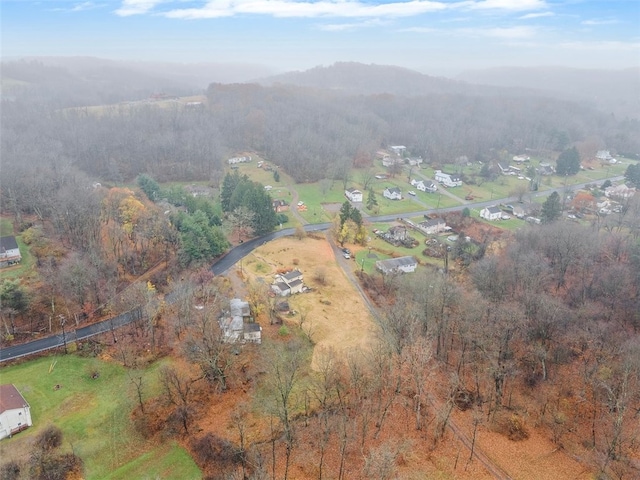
[
  {"x1": 0, "y1": 355, "x2": 198, "y2": 479},
  {"x1": 0, "y1": 218, "x2": 37, "y2": 281},
  {"x1": 104, "y1": 442, "x2": 201, "y2": 480}
]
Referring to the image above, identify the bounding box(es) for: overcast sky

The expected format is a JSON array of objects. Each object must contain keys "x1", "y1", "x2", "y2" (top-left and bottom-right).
[{"x1": 2, "y1": 0, "x2": 639, "y2": 76}]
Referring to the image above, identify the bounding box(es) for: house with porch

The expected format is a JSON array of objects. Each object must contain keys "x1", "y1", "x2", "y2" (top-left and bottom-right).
[{"x1": 0, "y1": 384, "x2": 32, "y2": 440}]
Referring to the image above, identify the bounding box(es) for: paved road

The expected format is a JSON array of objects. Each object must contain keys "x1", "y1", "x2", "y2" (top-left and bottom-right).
[
  {"x1": 1, "y1": 175, "x2": 622, "y2": 362},
  {"x1": 0, "y1": 308, "x2": 142, "y2": 363}
]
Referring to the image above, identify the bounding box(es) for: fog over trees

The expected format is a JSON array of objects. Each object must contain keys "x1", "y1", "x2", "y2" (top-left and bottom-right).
[{"x1": 1, "y1": 58, "x2": 639, "y2": 479}]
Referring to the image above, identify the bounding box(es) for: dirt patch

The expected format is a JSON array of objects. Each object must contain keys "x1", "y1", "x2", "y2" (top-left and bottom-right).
[{"x1": 231, "y1": 236, "x2": 380, "y2": 369}]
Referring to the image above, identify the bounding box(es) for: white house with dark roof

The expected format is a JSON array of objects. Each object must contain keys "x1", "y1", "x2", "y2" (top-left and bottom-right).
[
  {"x1": 0, "y1": 236, "x2": 21, "y2": 268},
  {"x1": 271, "y1": 270, "x2": 304, "y2": 297},
  {"x1": 376, "y1": 256, "x2": 418, "y2": 275},
  {"x1": 345, "y1": 188, "x2": 363, "y2": 203},
  {"x1": 383, "y1": 187, "x2": 402, "y2": 200},
  {"x1": 480, "y1": 206, "x2": 503, "y2": 221},
  {"x1": 596, "y1": 150, "x2": 616, "y2": 164},
  {"x1": 434, "y1": 170, "x2": 462, "y2": 187},
  {"x1": 0, "y1": 384, "x2": 32, "y2": 440},
  {"x1": 418, "y1": 218, "x2": 447, "y2": 235},
  {"x1": 411, "y1": 178, "x2": 437, "y2": 193}
]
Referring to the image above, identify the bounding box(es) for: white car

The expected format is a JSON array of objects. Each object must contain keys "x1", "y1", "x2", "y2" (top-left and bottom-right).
[
  {"x1": 297, "y1": 201, "x2": 304, "y2": 206},
  {"x1": 408, "y1": 191, "x2": 416, "y2": 196},
  {"x1": 343, "y1": 252, "x2": 351, "y2": 259},
  {"x1": 264, "y1": 185, "x2": 273, "y2": 190}
]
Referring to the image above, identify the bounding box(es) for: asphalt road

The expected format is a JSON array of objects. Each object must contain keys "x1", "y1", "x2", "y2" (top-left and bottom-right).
[
  {"x1": 0, "y1": 175, "x2": 622, "y2": 363},
  {"x1": 0, "y1": 308, "x2": 142, "y2": 363}
]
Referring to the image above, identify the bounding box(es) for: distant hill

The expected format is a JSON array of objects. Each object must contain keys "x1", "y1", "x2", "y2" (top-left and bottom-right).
[
  {"x1": 0, "y1": 57, "x2": 276, "y2": 106},
  {"x1": 257, "y1": 61, "x2": 504, "y2": 96},
  {"x1": 457, "y1": 66, "x2": 640, "y2": 119}
]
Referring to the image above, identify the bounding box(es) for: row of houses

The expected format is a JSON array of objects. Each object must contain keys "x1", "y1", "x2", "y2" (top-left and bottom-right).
[
  {"x1": 227, "y1": 156, "x2": 252, "y2": 165},
  {"x1": 345, "y1": 187, "x2": 403, "y2": 202}
]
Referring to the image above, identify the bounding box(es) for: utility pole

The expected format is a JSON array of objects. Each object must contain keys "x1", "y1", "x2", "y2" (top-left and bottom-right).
[{"x1": 59, "y1": 315, "x2": 68, "y2": 354}]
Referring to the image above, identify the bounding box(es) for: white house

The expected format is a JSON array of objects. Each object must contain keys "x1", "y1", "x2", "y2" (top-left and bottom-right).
[
  {"x1": 0, "y1": 236, "x2": 21, "y2": 268},
  {"x1": 271, "y1": 270, "x2": 304, "y2": 297},
  {"x1": 411, "y1": 178, "x2": 437, "y2": 193},
  {"x1": 383, "y1": 187, "x2": 402, "y2": 200},
  {"x1": 218, "y1": 299, "x2": 261, "y2": 344},
  {"x1": 0, "y1": 384, "x2": 32, "y2": 440},
  {"x1": 382, "y1": 157, "x2": 404, "y2": 167},
  {"x1": 418, "y1": 218, "x2": 447, "y2": 235},
  {"x1": 596, "y1": 150, "x2": 616, "y2": 164},
  {"x1": 434, "y1": 170, "x2": 462, "y2": 187},
  {"x1": 480, "y1": 206, "x2": 503, "y2": 221},
  {"x1": 512, "y1": 155, "x2": 530, "y2": 163},
  {"x1": 345, "y1": 188, "x2": 364, "y2": 203},
  {"x1": 389, "y1": 145, "x2": 406, "y2": 156},
  {"x1": 406, "y1": 157, "x2": 423, "y2": 167},
  {"x1": 375, "y1": 256, "x2": 418, "y2": 275}
]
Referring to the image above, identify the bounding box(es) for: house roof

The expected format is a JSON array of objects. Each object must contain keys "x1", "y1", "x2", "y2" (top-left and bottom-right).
[
  {"x1": 273, "y1": 281, "x2": 290, "y2": 293},
  {"x1": 0, "y1": 384, "x2": 29, "y2": 413},
  {"x1": 485, "y1": 206, "x2": 502, "y2": 214},
  {"x1": 346, "y1": 188, "x2": 362, "y2": 194},
  {"x1": 420, "y1": 218, "x2": 445, "y2": 227},
  {"x1": 243, "y1": 323, "x2": 261, "y2": 333},
  {"x1": 0, "y1": 236, "x2": 19, "y2": 251},
  {"x1": 230, "y1": 298, "x2": 250, "y2": 317},
  {"x1": 377, "y1": 256, "x2": 418, "y2": 270},
  {"x1": 288, "y1": 279, "x2": 303, "y2": 289},
  {"x1": 385, "y1": 187, "x2": 401, "y2": 194},
  {"x1": 281, "y1": 270, "x2": 302, "y2": 282}
]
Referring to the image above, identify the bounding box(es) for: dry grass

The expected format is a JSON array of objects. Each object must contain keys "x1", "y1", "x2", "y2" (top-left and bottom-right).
[{"x1": 240, "y1": 236, "x2": 380, "y2": 369}]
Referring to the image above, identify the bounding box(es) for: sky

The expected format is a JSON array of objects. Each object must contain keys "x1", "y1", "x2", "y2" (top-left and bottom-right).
[{"x1": 1, "y1": 0, "x2": 639, "y2": 76}]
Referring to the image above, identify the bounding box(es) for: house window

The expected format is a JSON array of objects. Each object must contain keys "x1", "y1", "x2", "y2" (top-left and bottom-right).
[{"x1": 18, "y1": 412, "x2": 22, "y2": 416}]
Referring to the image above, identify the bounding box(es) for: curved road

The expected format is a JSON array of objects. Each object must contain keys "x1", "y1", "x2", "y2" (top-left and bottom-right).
[{"x1": 0, "y1": 175, "x2": 622, "y2": 363}]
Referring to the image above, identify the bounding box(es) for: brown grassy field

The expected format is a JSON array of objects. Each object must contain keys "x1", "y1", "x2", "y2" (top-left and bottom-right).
[{"x1": 238, "y1": 234, "x2": 380, "y2": 369}]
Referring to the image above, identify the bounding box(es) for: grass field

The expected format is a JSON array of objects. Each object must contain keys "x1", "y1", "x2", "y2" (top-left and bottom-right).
[{"x1": 0, "y1": 355, "x2": 200, "y2": 479}]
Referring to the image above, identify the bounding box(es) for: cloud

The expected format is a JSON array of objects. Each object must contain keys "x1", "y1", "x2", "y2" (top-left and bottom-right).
[
  {"x1": 460, "y1": 25, "x2": 537, "y2": 39},
  {"x1": 560, "y1": 40, "x2": 640, "y2": 52},
  {"x1": 115, "y1": 0, "x2": 548, "y2": 19},
  {"x1": 519, "y1": 11, "x2": 553, "y2": 19},
  {"x1": 115, "y1": 0, "x2": 168, "y2": 16},
  {"x1": 319, "y1": 19, "x2": 387, "y2": 31},
  {"x1": 581, "y1": 19, "x2": 619, "y2": 26}
]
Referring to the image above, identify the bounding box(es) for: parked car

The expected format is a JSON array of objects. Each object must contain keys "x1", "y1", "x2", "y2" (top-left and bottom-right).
[
  {"x1": 297, "y1": 201, "x2": 304, "y2": 206},
  {"x1": 343, "y1": 252, "x2": 351, "y2": 259},
  {"x1": 342, "y1": 247, "x2": 351, "y2": 255},
  {"x1": 408, "y1": 191, "x2": 416, "y2": 196}
]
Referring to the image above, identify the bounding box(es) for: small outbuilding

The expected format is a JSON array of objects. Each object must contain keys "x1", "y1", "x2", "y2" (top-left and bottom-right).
[{"x1": 0, "y1": 384, "x2": 32, "y2": 440}]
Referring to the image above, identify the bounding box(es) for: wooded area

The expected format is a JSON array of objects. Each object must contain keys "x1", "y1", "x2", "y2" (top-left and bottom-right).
[{"x1": 1, "y1": 60, "x2": 639, "y2": 479}]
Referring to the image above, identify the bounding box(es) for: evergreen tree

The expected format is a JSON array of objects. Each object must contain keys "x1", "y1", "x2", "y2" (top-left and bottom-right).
[
  {"x1": 556, "y1": 147, "x2": 581, "y2": 175},
  {"x1": 136, "y1": 174, "x2": 160, "y2": 201},
  {"x1": 624, "y1": 163, "x2": 640, "y2": 188},
  {"x1": 339, "y1": 201, "x2": 352, "y2": 227},
  {"x1": 221, "y1": 171, "x2": 242, "y2": 212},
  {"x1": 366, "y1": 188, "x2": 378, "y2": 212},
  {"x1": 541, "y1": 191, "x2": 562, "y2": 224},
  {"x1": 273, "y1": 170, "x2": 280, "y2": 182}
]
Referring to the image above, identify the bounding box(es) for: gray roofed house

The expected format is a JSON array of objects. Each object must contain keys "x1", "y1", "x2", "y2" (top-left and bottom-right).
[
  {"x1": 383, "y1": 187, "x2": 402, "y2": 200},
  {"x1": 480, "y1": 206, "x2": 503, "y2": 221},
  {"x1": 219, "y1": 298, "x2": 261, "y2": 344},
  {"x1": 418, "y1": 218, "x2": 447, "y2": 235},
  {"x1": 0, "y1": 236, "x2": 21, "y2": 268},
  {"x1": 375, "y1": 256, "x2": 418, "y2": 274},
  {"x1": 272, "y1": 270, "x2": 305, "y2": 296}
]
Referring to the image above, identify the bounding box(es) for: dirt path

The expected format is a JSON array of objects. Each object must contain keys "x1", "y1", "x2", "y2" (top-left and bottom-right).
[{"x1": 287, "y1": 187, "x2": 309, "y2": 225}]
